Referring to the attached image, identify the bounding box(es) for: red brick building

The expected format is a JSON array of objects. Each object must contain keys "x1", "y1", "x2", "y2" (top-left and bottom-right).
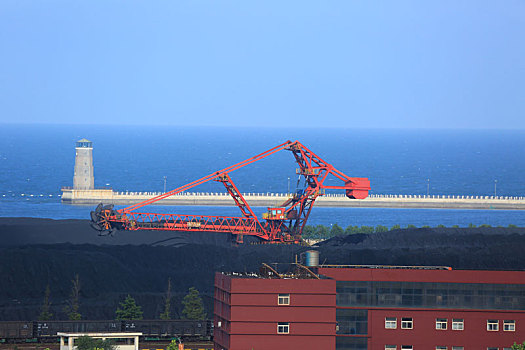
[
  {"x1": 214, "y1": 272, "x2": 336, "y2": 350},
  {"x1": 214, "y1": 265, "x2": 525, "y2": 350}
]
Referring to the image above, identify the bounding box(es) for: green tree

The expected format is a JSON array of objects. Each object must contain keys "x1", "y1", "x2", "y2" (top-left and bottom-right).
[
  {"x1": 166, "y1": 338, "x2": 182, "y2": 350},
  {"x1": 302, "y1": 225, "x2": 316, "y2": 239},
  {"x1": 374, "y1": 225, "x2": 388, "y2": 233},
  {"x1": 166, "y1": 339, "x2": 178, "y2": 350},
  {"x1": 390, "y1": 224, "x2": 401, "y2": 230},
  {"x1": 38, "y1": 284, "x2": 53, "y2": 321},
  {"x1": 182, "y1": 287, "x2": 206, "y2": 320},
  {"x1": 468, "y1": 223, "x2": 477, "y2": 228},
  {"x1": 344, "y1": 225, "x2": 358, "y2": 235},
  {"x1": 508, "y1": 224, "x2": 518, "y2": 228},
  {"x1": 330, "y1": 224, "x2": 344, "y2": 236},
  {"x1": 406, "y1": 224, "x2": 417, "y2": 229},
  {"x1": 160, "y1": 278, "x2": 172, "y2": 320},
  {"x1": 116, "y1": 295, "x2": 143, "y2": 320},
  {"x1": 64, "y1": 274, "x2": 81, "y2": 320},
  {"x1": 511, "y1": 342, "x2": 525, "y2": 350},
  {"x1": 360, "y1": 226, "x2": 375, "y2": 234},
  {"x1": 316, "y1": 225, "x2": 329, "y2": 239},
  {"x1": 436, "y1": 224, "x2": 446, "y2": 228},
  {"x1": 75, "y1": 335, "x2": 115, "y2": 350}
]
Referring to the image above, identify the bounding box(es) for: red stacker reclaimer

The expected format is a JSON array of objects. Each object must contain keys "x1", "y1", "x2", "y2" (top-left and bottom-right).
[{"x1": 90, "y1": 140, "x2": 370, "y2": 244}]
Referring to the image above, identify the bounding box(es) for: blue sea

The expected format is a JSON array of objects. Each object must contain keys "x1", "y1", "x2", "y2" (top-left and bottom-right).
[{"x1": 0, "y1": 124, "x2": 524, "y2": 228}]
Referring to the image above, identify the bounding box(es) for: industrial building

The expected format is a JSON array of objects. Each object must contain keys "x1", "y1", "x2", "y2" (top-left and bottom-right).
[
  {"x1": 58, "y1": 332, "x2": 142, "y2": 350},
  {"x1": 213, "y1": 253, "x2": 525, "y2": 350}
]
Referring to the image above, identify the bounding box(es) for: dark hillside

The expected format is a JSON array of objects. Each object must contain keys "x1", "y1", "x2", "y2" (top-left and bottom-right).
[
  {"x1": 0, "y1": 218, "x2": 524, "y2": 320},
  {"x1": 0, "y1": 243, "x2": 298, "y2": 320},
  {"x1": 0, "y1": 217, "x2": 233, "y2": 247}
]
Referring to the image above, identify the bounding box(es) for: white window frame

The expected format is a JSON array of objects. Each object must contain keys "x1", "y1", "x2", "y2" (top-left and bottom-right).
[
  {"x1": 278, "y1": 293, "x2": 290, "y2": 305},
  {"x1": 385, "y1": 317, "x2": 397, "y2": 329},
  {"x1": 436, "y1": 347, "x2": 447, "y2": 350},
  {"x1": 385, "y1": 346, "x2": 397, "y2": 350},
  {"x1": 277, "y1": 322, "x2": 289, "y2": 334},
  {"x1": 401, "y1": 317, "x2": 413, "y2": 329},
  {"x1": 452, "y1": 347, "x2": 464, "y2": 350},
  {"x1": 401, "y1": 346, "x2": 413, "y2": 350},
  {"x1": 487, "y1": 348, "x2": 499, "y2": 350},
  {"x1": 503, "y1": 320, "x2": 515, "y2": 332},
  {"x1": 452, "y1": 319, "x2": 464, "y2": 330},
  {"x1": 436, "y1": 318, "x2": 447, "y2": 330},
  {"x1": 487, "y1": 320, "x2": 499, "y2": 331}
]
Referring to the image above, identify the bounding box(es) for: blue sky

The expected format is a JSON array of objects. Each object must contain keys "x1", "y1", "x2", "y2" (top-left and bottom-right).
[{"x1": 0, "y1": 1, "x2": 523, "y2": 128}]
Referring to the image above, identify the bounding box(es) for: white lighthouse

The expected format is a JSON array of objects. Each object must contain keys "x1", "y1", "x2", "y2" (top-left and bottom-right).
[{"x1": 73, "y1": 138, "x2": 94, "y2": 190}]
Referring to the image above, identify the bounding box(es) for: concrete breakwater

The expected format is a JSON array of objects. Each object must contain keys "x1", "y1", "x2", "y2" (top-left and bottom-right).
[{"x1": 61, "y1": 188, "x2": 525, "y2": 210}]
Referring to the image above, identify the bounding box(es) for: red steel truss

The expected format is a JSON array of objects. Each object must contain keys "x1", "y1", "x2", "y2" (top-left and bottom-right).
[{"x1": 90, "y1": 140, "x2": 370, "y2": 243}]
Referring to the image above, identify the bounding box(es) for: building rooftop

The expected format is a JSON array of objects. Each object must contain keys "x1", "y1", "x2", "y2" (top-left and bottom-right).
[
  {"x1": 318, "y1": 265, "x2": 525, "y2": 284},
  {"x1": 222, "y1": 263, "x2": 525, "y2": 285},
  {"x1": 57, "y1": 332, "x2": 142, "y2": 337},
  {"x1": 221, "y1": 263, "x2": 324, "y2": 279}
]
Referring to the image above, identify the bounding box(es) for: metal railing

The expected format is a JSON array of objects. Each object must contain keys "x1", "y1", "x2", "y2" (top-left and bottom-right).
[{"x1": 110, "y1": 191, "x2": 525, "y2": 201}]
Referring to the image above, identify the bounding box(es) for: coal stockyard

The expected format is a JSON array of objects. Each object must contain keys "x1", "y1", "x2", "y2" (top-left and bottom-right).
[{"x1": 1, "y1": 217, "x2": 525, "y2": 322}]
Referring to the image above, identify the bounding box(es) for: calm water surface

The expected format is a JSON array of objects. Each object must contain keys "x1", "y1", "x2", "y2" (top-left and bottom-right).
[{"x1": 0, "y1": 124, "x2": 523, "y2": 227}]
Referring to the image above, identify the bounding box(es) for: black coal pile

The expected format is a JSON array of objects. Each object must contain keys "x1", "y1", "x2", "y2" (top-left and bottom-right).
[
  {"x1": 317, "y1": 226, "x2": 525, "y2": 269},
  {"x1": 0, "y1": 217, "x2": 234, "y2": 247},
  {"x1": 0, "y1": 218, "x2": 524, "y2": 321}
]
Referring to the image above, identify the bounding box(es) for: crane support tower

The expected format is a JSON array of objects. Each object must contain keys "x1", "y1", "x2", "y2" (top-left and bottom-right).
[{"x1": 90, "y1": 140, "x2": 370, "y2": 244}]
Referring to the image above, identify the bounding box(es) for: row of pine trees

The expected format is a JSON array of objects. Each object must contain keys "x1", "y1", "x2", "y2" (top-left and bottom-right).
[{"x1": 39, "y1": 276, "x2": 206, "y2": 321}]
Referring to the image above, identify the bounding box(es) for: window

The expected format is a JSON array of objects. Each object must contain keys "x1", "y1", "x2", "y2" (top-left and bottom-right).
[
  {"x1": 385, "y1": 317, "x2": 397, "y2": 329},
  {"x1": 385, "y1": 346, "x2": 397, "y2": 350},
  {"x1": 503, "y1": 320, "x2": 515, "y2": 331},
  {"x1": 452, "y1": 319, "x2": 464, "y2": 330},
  {"x1": 337, "y1": 309, "x2": 368, "y2": 335},
  {"x1": 401, "y1": 317, "x2": 413, "y2": 329},
  {"x1": 277, "y1": 322, "x2": 289, "y2": 334},
  {"x1": 336, "y1": 280, "x2": 525, "y2": 310},
  {"x1": 436, "y1": 318, "x2": 447, "y2": 330},
  {"x1": 487, "y1": 320, "x2": 499, "y2": 331},
  {"x1": 436, "y1": 347, "x2": 447, "y2": 350},
  {"x1": 336, "y1": 337, "x2": 367, "y2": 349},
  {"x1": 452, "y1": 347, "x2": 464, "y2": 350},
  {"x1": 278, "y1": 294, "x2": 290, "y2": 305},
  {"x1": 487, "y1": 348, "x2": 498, "y2": 350},
  {"x1": 401, "y1": 346, "x2": 413, "y2": 350}
]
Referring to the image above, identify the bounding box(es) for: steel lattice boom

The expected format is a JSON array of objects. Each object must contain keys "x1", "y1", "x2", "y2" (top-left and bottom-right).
[{"x1": 90, "y1": 140, "x2": 370, "y2": 243}]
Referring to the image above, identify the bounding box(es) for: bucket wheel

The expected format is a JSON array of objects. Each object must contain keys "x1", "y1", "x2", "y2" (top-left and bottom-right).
[{"x1": 90, "y1": 203, "x2": 119, "y2": 236}]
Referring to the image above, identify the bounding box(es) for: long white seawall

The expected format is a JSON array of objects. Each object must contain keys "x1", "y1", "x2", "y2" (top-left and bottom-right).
[{"x1": 61, "y1": 189, "x2": 525, "y2": 210}]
